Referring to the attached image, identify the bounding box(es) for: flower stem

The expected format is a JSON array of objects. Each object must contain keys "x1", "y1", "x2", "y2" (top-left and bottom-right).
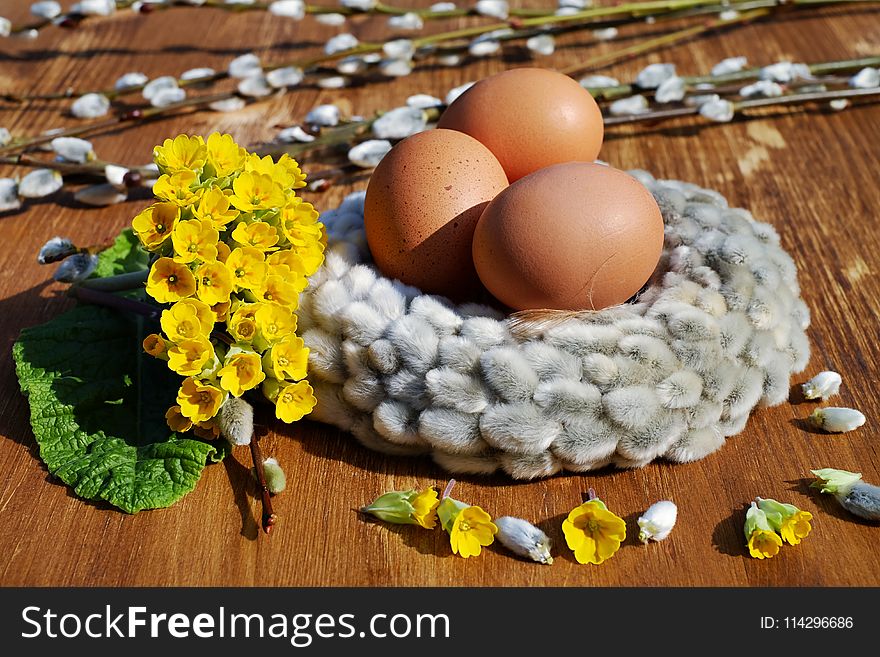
[
  {"x1": 441, "y1": 479, "x2": 457, "y2": 500},
  {"x1": 77, "y1": 269, "x2": 148, "y2": 292},
  {"x1": 249, "y1": 433, "x2": 277, "y2": 535},
  {"x1": 69, "y1": 285, "x2": 161, "y2": 321}
]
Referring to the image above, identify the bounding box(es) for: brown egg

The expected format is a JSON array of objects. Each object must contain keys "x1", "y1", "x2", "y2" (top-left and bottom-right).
[
  {"x1": 437, "y1": 68, "x2": 604, "y2": 182},
  {"x1": 364, "y1": 129, "x2": 509, "y2": 298},
  {"x1": 472, "y1": 162, "x2": 664, "y2": 311}
]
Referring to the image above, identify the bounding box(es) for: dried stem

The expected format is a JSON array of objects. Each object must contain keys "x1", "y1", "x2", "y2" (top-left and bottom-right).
[{"x1": 250, "y1": 434, "x2": 277, "y2": 535}]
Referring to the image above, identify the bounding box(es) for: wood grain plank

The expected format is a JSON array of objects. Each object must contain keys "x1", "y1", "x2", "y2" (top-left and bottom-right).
[{"x1": 0, "y1": 1, "x2": 878, "y2": 587}]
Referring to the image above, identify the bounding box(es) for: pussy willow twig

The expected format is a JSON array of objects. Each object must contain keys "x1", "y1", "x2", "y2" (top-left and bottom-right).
[
  {"x1": 559, "y1": 7, "x2": 773, "y2": 76},
  {"x1": 249, "y1": 434, "x2": 277, "y2": 535}
]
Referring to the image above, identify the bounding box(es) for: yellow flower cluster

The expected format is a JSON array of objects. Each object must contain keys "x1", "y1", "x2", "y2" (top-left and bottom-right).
[
  {"x1": 744, "y1": 497, "x2": 813, "y2": 559},
  {"x1": 133, "y1": 133, "x2": 323, "y2": 434}
]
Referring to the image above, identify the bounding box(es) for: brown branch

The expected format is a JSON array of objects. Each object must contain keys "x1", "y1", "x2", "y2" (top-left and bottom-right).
[{"x1": 250, "y1": 435, "x2": 277, "y2": 535}]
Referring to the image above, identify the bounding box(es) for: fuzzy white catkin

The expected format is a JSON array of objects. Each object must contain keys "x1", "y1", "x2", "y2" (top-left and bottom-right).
[
  {"x1": 19, "y1": 169, "x2": 63, "y2": 198},
  {"x1": 38, "y1": 237, "x2": 76, "y2": 264},
  {"x1": 579, "y1": 75, "x2": 619, "y2": 89},
  {"x1": 74, "y1": 184, "x2": 126, "y2": 207},
  {"x1": 262, "y1": 458, "x2": 287, "y2": 494},
  {"x1": 837, "y1": 482, "x2": 880, "y2": 521},
  {"x1": 54, "y1": 253, "x2": 98, "y2": 283},
  {"x1": 494, "y1": 516, "x2": 553, "y2": 564},
  {"x1": 711, "y1": 56, "x2": 747, "y2": 76},
  {"x1": 218, "y1": 397, "x2": 255, "y2": 445},
  {"x1": 809, "y1": 407, "x2": 865, "y2": 433},
  {"x1": 115, "y1": 72, "x2": 149, "y2": 90},
  {"x1": 71, "y1": 93, "x2": 110, "y2": 119},
  {"x1": 0, "y1": 178, "x2": 20, "y2": 212},
  {"x1": 306, "y1": 104, "x2": 340, "y2": 127},
  {"x1": 801, "y1": 371, "x2": 841, "y2": 401},
  {"x1": 637, "y1": 500, "x2": 677, "y2": 542}
]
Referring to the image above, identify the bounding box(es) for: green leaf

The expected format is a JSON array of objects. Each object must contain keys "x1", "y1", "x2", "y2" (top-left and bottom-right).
[
  {"x1": 13, "y1": 305, "x2": 217, "y2": 514},
  {"x1": 94, "y1": 228, "x2": 149, "y2": 278}
]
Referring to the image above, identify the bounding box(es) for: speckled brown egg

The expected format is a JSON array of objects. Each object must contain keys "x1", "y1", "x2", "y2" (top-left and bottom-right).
[
  {"x1": 364, "y1": 129, "x2": 509, "y2": 298},
  {"x1": 437, "y1": 68, "x2": 604, "y2": 182},
  {"x1": 472, "y1": 162, "x2": 664, "y2": 311}
]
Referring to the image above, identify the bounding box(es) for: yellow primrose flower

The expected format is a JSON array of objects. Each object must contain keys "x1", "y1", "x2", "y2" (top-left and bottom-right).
[
  {"x1": 195, "y1": 261, "x2": 234, "y2": 306},
  {"x1": 276, "y1": 154, "x2": 307, "y2": 189},
  {"x1": 142, "y1": 333, "x2": 167, "y2": 358},
  {"x1": 132, "y1": 202, "x2": 180, "y2": 251},
  {"x1": 165, "y1": 405, "x2": 193, "y2": 433},
  {"x1": 274, "y1": 380, "x2": 316, "y2": 423},
  {"x1": 291, "y1": 240, "x2": 325, "y2": 278},
  {"x1": 744, "y1": 502, "x2": 784, "y2": 559},
  {"x1": 172, "y1": 218, "x2": 219, "y2": 264},
  {"x1": 146, "y1": 257, "x2": 197, "y2": 304},
  {"x1": 231, "y1": 220, "x2": 279, "y2": 252},
  {"x1": 244, "y1": 153, "x2": 306, "y2": 190},
  {"x1": 755, "y1": 498, "x2": 813, "y2": 546},
  {"x1": 153, "y1": 134, "x2": 207, "y2": 174},
  {"x1": 255, "y1": 268, "x2": 302, "y2": 308},
  {"x1": 167, "y1": 337, "x2": 215, "y2": 376},
  {"x1": 562, "y1": 498, "x2": 627, "y2": 565},
  {"x1": 228, "y1": 304, "x2": 259, "y2": 343},
  {"x1": 412, "y1": 487, "x2": 441, "y2": 529},
  {"x1": 264, "y1": 335, "x2": 309, "y2": 381},
  {"x1": 176, "y1": 377, "x2": 225, "y2": 423},
  {"x1": 160, "y1": 298, "x2": 215, "y2": 343},
  {"x1": 192, "y1": 186, "x2": 239, "y2": 230},
  {"x1": 437, "y1": 497, "x2": 498, "y2": 558},
  {"x1": 282, "y1": 198, "x2": 320, "y2": 231},
  {"x1": 226, "y1": 246, "x2": 268, "y2": 291},
  {"x1": 205, "y1": 132, "x2": 246, "y2": 178},
  {"x1": 153, "y1": 170, "x2": 202, "y2": 207},
  {"x1": 361, "y1": 487, "x2": 440, "y2": 529},
  {"x1": 266, "y1": 249, "x2": 307, "y2": 275},
  {"x1": 748, "y1": 529, "x2": 783, "y2": 559},
  {"x1": 228, "y1": 171, "x2": 285, "y2": 212},
  {"x1": 254, "y1": 302, "x2": 297, "y2": 343},
  {"x1": 218, "y1": 350, "x2": 266, "y2": 397}
]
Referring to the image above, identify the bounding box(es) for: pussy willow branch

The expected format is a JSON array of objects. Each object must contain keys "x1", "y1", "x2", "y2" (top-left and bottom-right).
[
  {"x1": 1, "y1": 0, "x2": 774, "y2": 104},
  {"x1": 0, "y1": 91, "x2": 231, "y2": 156},
  {"x1": 0, "y1": 0, "x2": 870, "y2": 160},
  {"x1": 257, "y1": 88, "x2": 880, "y2": 157},
  {"x1": 559, "y1": 7, "x2": 773, "y2": 76},
  {"x1": 2, "y1": 57, "x2": 874, "y2": 184},
  {"x1": 0, "y1": 0, "x2": 741, "y2": 36},
  {"x1": 586, "y1": 55, "x2": 880, "y2": 100},
  {"x1": 602, "y1": 85, "x2": 880, "y2": 125}
]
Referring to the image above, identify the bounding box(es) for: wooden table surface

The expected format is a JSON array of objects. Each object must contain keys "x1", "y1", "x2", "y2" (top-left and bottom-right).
[{"x1": 0, "y1": 1, "x2": 878, "y2": 587}]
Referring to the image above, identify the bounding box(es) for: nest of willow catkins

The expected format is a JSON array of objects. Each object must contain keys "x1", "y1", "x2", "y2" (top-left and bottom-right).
[{"x1": 296, "y1": 170, "x2": 810, "y2": 479}]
